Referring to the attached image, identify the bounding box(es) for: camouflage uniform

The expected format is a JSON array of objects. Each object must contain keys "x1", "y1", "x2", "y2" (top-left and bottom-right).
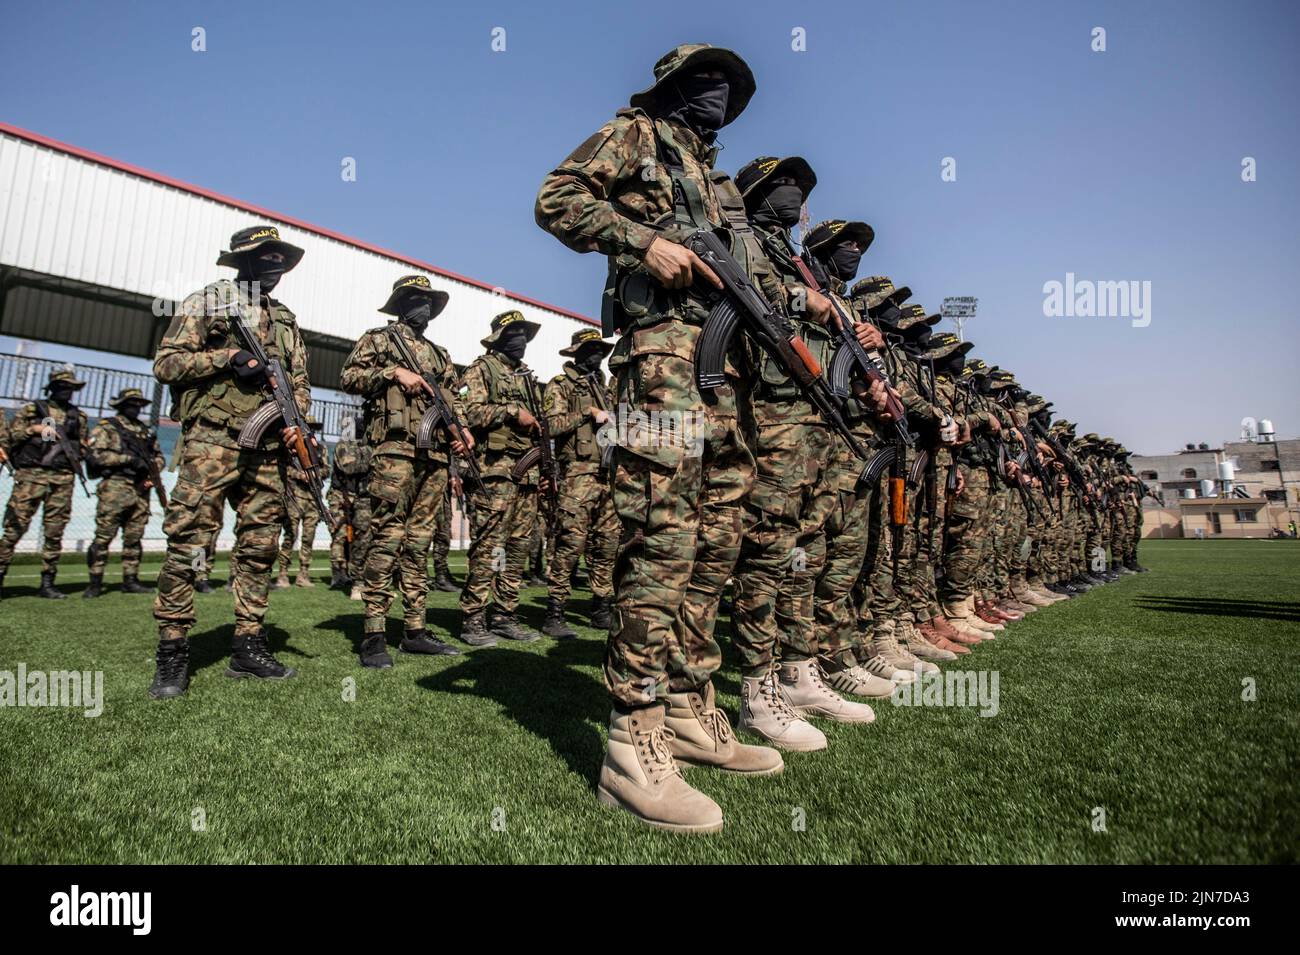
[
  {"x1": 430, "y1": 491, "x2": 452, "y2": 581},
  {"x1": 340, "y1": 299, "x2": 463, "y2": 645},
  {"x1": 326, "y1": 438, "x2": 373, "y2": 584},
  {"x1": 0, "y1": 381, "x2": 88, "y2": 584},
  {"x1": 458, "y1": 321, "x2": 543, "y2": 636},
  {"x1": 537, "y1": 100, "x2": 761, "y2": 705},
  {"x1": 152, "y1": 278, "x2": 310, "y2": 639},
  {"x1": 87, "y1": 408, "x2": 164, "y2": 579},
  {"x1": 542, "y1": 342, "x2": 619, "y2": 610}
]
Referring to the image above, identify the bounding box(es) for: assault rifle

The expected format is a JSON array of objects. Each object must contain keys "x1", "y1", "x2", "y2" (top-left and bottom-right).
[
  {"x1": 1029, "y1": 418, "x2": 1098, "y2": 511},
  {"x1": 687, "y1": 228, "x2": 869, "y2": 463},
  {"x1": 583, "y1": 370, "x2": 616, "y2": 473},
  {"x1": 35, "y1": 402, "x2": 90, "y2": 498},
  {"x1": 228, "y1": 301, "x2": 335, "y2": 529},
  {"x1": 384, "y1": 325, "x2": 484, "y2": 497},
  {"x1": 791, "y1": 254, "x2": 914, "y2": 447},
  {"x1": 510, "y1": 373, "x2": 560, "y2": 533},
  {"x1": 110, "y1": 420, "x2": 169, "y2": 509}
]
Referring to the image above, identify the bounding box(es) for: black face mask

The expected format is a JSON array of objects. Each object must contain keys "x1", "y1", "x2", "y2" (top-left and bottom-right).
[
  {"x1": 666, "y1": 72, "x2": 729, "y2": 138},
  {"x1": 574, "y1": 345, "x2": 605, "y2": 373},
  {"x1": 121, "y1": 404, "x2": 143, "y2": 422},
  {"x1": 240, "y1": 252, "x2": 286, "y2": 295},
  {"x1": 940, "y1": 354, "x2": 966, "y2": 376},
  {"x1": 827, "y1": 242, "x2": 863, "y2": 282},
  {"x1": 901, "y1": 329, "x2": 932, "y2": 356},
  {"x1": 750, "y1": 183, "x2": 804, "y2": 230},
  {"x1": 976, "y1": 376, "x2": 994, "y2": 395},
  {"x1": 399, "y1": 295, "x2": 434, "y2": 333},
  {"x1": 49, "y1": 386, "x2": 75, "y2": 405},
  {"x1": 496, "y1": 329, "x2": 529, "y2": 363}
]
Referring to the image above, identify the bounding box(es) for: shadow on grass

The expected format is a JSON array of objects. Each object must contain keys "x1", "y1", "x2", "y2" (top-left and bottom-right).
[
  {"x1": 1134, "y1": 596, "x2": 1300, "y2": 623},
  {"x1": 185, "y1": 622, "x2": 307, "y2": 674},
  {"x1": 416, "y1": 636, "x2": 609, "y2": 787}
]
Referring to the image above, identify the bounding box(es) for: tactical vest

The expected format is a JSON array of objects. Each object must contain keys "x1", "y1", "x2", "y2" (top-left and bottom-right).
[
  {"x1": 753, "y1": 228, "x2": 832, "y2": 401},
  {"x1": 552, "y1": 364, "x2": 605, "y2": 466},
  {"x1": 89, "y1": 417, "x2": 153, "y2": 480},
  {"x1": 172, "y1": 281, "x2": 298, "y2": 430},
  {"x1": 11, "y1": 400, "x2": 81, "y2": 471},
  {"x1": 476, "y1": 354, "x2": 536, "y2": 455},
  {"x1": 362, "y1": 325, "x2": 453, "y2": 447}
]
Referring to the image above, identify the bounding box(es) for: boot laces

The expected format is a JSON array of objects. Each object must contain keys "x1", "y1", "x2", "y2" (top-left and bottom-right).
[
  {"x1": 158, "y1": 643, "x2": 187, "y2": 680},
  {"x1": 760, "y1": 671, "x2": 798, "y2": 725},
  {"x1": 639, "y1": 723, "x2": 681, "y2": 782},
  {"x1": 246, "y1": 632, "x2": 280, "y2": 667},
  {"x1": 699, "y1": 705, "x2": 732, "y2": 748}
]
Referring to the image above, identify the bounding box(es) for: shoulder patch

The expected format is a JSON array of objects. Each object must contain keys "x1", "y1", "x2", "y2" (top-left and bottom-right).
[{"x1": 567, "y1": 124, "x2": 618, "y2": 165}]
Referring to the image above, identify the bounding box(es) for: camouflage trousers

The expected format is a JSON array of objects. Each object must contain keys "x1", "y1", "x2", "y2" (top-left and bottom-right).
[
  {"x1": 860, "y1": 460, "x2": 911, "y2": 635},
  {"x1": 890, "y1": 459, "x2": 941, "y2": 624},
  {"x1": 326, "y1": 486, "x2": 371, "y2": 580},
  {"x1": 732, "y1": 421, "x2": 835, "y2": 677},
  {"x1": 547, "y1": 469, "x2": 618, "y2": 604},
  {"x1": 89, "y1": 477, "x2": 152, "y2": 575},
  {"x1": 430, "y1": 494, "x2": 452, "y2": 577},
  {"x1": 995, "y1": 486, "x2": 1031, "y2": 596},
  {"x1": 276, "y1": 481, "x2": 320, "y2": 576},
  {"x1": 461, "y1": 476, "x2": 537, "y2": 616},
  {"x1": 813, "y1": 440, "x2": 875, "y2": 671},
  {"x1": 0, "y1": 471, "x2": 74, "y2": 575},
  {"x1": 195, "y1": 526, "x2": 221, "y2": 583},
  {"x1": 910, "y1": 462, "x2": 950, "y2": 622},
  {"x1": 941, "y1": 465, "x2": 992, "y2": 603},
  {"x1": 361, "y1": 452, "x2": 448, "y2": 634},
  {"x1": 975, "y1": 480, "x2": 1011, "y2": 597},
  {"x1": 154, "y1": 431, "x2": 285, "y2": 639},
  {"x1": 606, "y1": 329, "x2": 753, "y2": 707},
  {"x1": 1028, "y1": 487, "x2": 1064, "y2": 585}
]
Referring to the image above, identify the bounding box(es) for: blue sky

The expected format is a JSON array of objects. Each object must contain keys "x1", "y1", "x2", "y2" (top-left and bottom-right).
[{"x1": 2, "y1": 0, "x2": 1297, "y2": 453}]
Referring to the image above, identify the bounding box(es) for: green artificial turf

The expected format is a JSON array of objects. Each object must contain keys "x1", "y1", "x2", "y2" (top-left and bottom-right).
[{"x1": 1, "y1": 539, "x2": 1297, "y2": 863}]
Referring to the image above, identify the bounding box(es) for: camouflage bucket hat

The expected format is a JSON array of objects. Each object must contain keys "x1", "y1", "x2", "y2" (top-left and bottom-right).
[
  {"x1": 890, "y1": 302, "x2": 940, "y2": 330},
  {"x1": 629, "y1": 44, "x2": 756, "y2": 127},
  {"x1": 216, "y1": 225, "x2": 305, "y2": 271},
  {"x1": 987, "y1": 369, "x2": 1017, "y2": 390},
  {"x1": 481, "y1": 309, "x2": 541, "y2": 348},
  {"x1": 560, "y1": 327, "x2": 613, "y2": 357},
  {"x1": 45, "y1": 368, "x2": 86, "y2": 391},
  {"x1": 966, "y1": 357, "x2": 991, "y2": 377},
  {"x1": 379, "y1": 274, "x2": 450, "y2": 317},
  {"x1": 803, "y1": 219, "x2": 875, "y2": 256},
  {"x1": 735, "y1": 155, "x2": 817, "y2": 201},
  {"x1": 109, "y1": 387, "x2": 151, "y2": 409},
  {"x1": 850, "y1": 275, "x2": 894, "y2": 306},
  {"x1": 920, "y1": 331, "x2": 974, "y2": 361},
  {"x1": 1024, "y1": 394, "x2": 1052, "y2": 415}
]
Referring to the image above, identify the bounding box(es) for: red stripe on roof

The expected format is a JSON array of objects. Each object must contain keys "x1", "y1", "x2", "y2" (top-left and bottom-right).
[{"x1": 0, "y1": 121, "x2": 599, "y2": 327}]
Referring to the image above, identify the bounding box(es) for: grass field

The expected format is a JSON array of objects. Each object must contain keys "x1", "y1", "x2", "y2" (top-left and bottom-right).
[{"x1": 1, "y1": 539, "x2": 1297, "y2": 864}]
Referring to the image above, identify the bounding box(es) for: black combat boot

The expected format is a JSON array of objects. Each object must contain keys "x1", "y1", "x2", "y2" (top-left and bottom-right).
[
  {"x1": 1068, "y1": 575, "x2": 1093, "y2": 591},
  {"x1": 433, "y1": 571, "x2": 459, "y2": 593},
  {"x1": 400, "y1": 629, "x2": 460, "y2": 656},
  {"x1": 1126, "y1": 557, "x2": 1148, "y2": 572},
  {"x1": 542, "y1": 597, "x2": 578, "y2": 639},
  {"x1": 121, "y1": 574, "x2": 153, "y2": 594},
  {"x1": 148, "y1": 638, "x2": 191, "y2": 699},
  {"x1": 458, "y1": 610, "x2": 498, "y2": 647},
  {"x1": 194, "y1": 578, "x2": 215, "y2": 594},
  {"x1": 225, "y1": 630, "x2": 297, "y2": 680},
  {"x1": 82, "y1": 574, "x2": 104, "y2": 599},
  {"x1": 38, "y1": 571, "x2": 66, "y2": 599},
  {"x1": 1081, "y1": 571, "x2": 1107, "y2": 586},
  {"x1": 489, "y1": 609, "x2": 542, "y2": 642},
  {"x1": 359, "y1": 633, "x2": 394, "y2": 669},
  {"x1": 0, "y1": 571, "x2": 6, "y2": 599},
  {"x1": 328, "y1": 564, "x2": 348, "y2": 590},
  {"x1": 589, "y1": 595, "x2": 612, "y2": 630}
]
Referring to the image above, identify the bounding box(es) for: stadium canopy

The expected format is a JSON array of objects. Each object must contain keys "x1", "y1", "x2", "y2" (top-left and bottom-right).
[{"x1": 0, "y1": 122, "x2": 596, "y2": 391}]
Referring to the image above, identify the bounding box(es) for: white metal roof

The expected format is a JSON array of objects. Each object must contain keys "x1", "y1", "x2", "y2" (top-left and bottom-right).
[{"x1": 0, "y1": 123, "x2": 597, "y2": 379}]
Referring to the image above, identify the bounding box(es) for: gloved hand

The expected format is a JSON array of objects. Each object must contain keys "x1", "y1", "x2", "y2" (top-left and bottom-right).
[
  {"x1": 230, "y1": 349, "x2": 262, "y2": 379},
  {"x1": 939, "y1": 415, "x2": 958, "y2": 445}
]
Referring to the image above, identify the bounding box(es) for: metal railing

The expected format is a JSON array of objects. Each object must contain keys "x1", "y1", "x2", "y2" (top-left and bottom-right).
[{"x1": 0, "y1": 351, "x2": 158, "y2": 422}]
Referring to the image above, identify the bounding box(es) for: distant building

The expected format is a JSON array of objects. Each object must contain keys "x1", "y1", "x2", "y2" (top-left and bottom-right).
[{"x1": 1131, "y1": 436, "x2": 1299, "y2": 539}]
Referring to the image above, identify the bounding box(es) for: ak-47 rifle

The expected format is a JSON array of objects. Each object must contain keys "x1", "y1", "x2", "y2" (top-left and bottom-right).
[
  {"x1": 109, "y1": 419, "x2": 169, "y2": 510},
  {"x1": 991, "y1": 435, "x2": 1041, "y2": 526},
  {"x1": 384, "y1": 325, "x2": 485, "y2": 497},
  {"x1": 1030, "y1": 418, "x2": 1097, "y2": 513},
  {"x1": 36, "y1": 401, "x2": 90, "y2": 498},
  {"x1": 792, "y1": 254, "x2": 914, "y2": 447},
  {"x1": 228, "y1": 301, "x2": 335, "y2": 529},
  {"x1": 1002, "y1": 393, "x2": 1057, "y2": 516},
  {"x1": 582, "y1": 370, "x2": 616, "y2": 473},
  {"x1": 686, "y1": 228, "x2": 869, "y2": 463},
  {"x1": 511, "y1": 372, "x2": 560, "y2": 533}
]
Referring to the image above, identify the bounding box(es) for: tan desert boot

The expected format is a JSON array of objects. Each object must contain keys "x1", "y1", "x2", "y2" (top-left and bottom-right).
[
  {"x1": 778, "y1": 659, "x2": 876, "y2": 724},
  {"x1": 823, "y1": 662, "x2": 898, "y2": 699},
  {"x1": 898, "y1": 618, "x2": 957, "y2": 662},
  {"x1": 664, "y1": 683, "x2": 783, "y2": 776},
  {"x1": 871, "y1": 623, "x2": 940, "y2": 675},
  {"x1": 273, "y1": 571, "x2": 291, "y2": 590},
  {"x1": 964, "y1": 596, "x2": 1003, "y2": 633},
  {"x1": 294, "y1": 570, "x2": 315, "y2": 588},
  {"x1": 597, "y1": 706, "x2": 724, "y2": 834},
  {"x1": 943, "y1": 600, "x2": 992, "y2": 641},
  {"x1": 739, "y1": 671, "x2": 827, "y2": 751}
]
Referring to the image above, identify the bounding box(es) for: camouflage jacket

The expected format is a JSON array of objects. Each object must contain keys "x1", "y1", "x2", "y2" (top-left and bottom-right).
[
  {"x1": 461, "y1": 351, "x2": 539, "y2": 480},
  {"x1": 543, "y1": 362, "x2": 613, "y2": 476},
  {"x1": 340, "y1": 321, "x2": 463, "y2": 462},
  {"x1": 329, "y1": 439, "x2": 372, "y2": 495},
  {"x1": 154, "y1": 279, "x2": 310, "y2": 450},
  {"x1": 3, "y1": 399, "x2": 88, "y2": 478},
  {"x1": 88, "y1": 415, "x2": 164, "y2": 485}
]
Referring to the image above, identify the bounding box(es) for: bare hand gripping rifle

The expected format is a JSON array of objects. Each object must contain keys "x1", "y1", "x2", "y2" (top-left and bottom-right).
[
  {"x1": 583, "y1": 370, "x2": 616, "y2": 473},
  {"x1": 228, "y1": 302, "x2": 335, "y2": 529},
  {"x1": 510, "y1": 373, "x2": 560, "y2": 533},
  {"x1": 687, "y1": 228, "x2": 869, "y2": 463},
  {"x1": 384, "y1": 325, "x2": 485, "y2": 498}
]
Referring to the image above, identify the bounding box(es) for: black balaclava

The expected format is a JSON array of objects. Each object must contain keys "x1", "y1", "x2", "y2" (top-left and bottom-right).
[
  {"x1": 749, "y1": 180, "x2": 804, "y2": 231},
  {"x1": 495, "y1": 326, "x2": 530, "y2": 363},
  {"x1": 901, "y1": 328, "x2": 932, "y2": 358},
  {"x1": 49, "y1": 384, "x2": 75, "y2": 406},
  {"x1": 238, "y1": 249, "x2": 287, "y2": 296},
  {"x1": 938, "y1": 352, "x2": 966, "y2": 377},
  {"x1": 975, "y1": 374, "x2": 994, "y2": 396},
  {"x1": 574, "y1": 344, "x2": 606, "y2": 374},
  {"x1": 398, "y1": 292, "x2": 435, "y2": 335},
  {"x1": 120, "y1": 403, "x2": 144, "y2": 422},
  {"x1": 826, "y1": 240, "x2": 863, "y2": 283},
  {"x1": 663, "y1": 70, "x2": 730, "y2": 141}
]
